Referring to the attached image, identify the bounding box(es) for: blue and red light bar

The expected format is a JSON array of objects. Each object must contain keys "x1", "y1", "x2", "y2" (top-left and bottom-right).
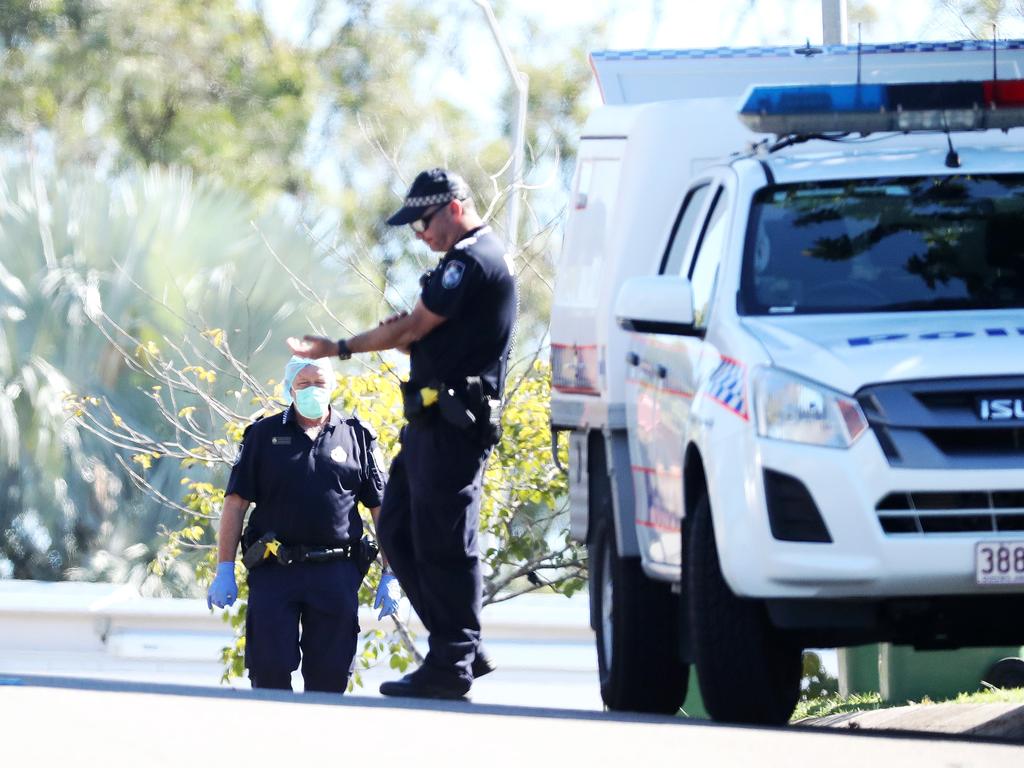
[{"x1": 739, "y1": 79, "x2": 1024, "y2": 135}]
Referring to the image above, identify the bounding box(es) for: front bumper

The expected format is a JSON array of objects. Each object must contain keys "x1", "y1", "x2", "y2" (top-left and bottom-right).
[{"x1": 710, "y1": 428, "x2": 1024, "y2": 600}]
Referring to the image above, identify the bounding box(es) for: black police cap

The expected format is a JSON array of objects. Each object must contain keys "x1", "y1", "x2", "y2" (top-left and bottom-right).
[{"x1": 386, "y1": 168, "x2": 471, "y2": 226}]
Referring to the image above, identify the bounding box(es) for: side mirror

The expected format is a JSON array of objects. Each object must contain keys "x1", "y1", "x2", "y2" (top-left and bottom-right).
[{"x1": 614, "y1": 275, "x2": 701, "y2": 337}]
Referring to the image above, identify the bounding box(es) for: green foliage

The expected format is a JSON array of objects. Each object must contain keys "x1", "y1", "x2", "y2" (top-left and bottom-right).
[
  {"x1": 791, "y1": 684, "x2": 1024, "y2": 722},
  {"x1": 791, "y1": 691, "x2": 884, "y2": 721},
  {"x1": 0, "y1": 0, "x2": 597, "y2": 683},
  {"x1": 128, "y1": 356, "x2": 578, "y2": 682},
  {"x1": 953, "y1": 686, "x2": 1024, "y2": 704},
  {"x1": 0, "y1": 0, "x2": 315, "y2": 198},
  {"x1": 801, "y1": 650, "x2": 840, "y2": 701},
  {"x1": 0, "y1": 161, "x2": 329, "y2": 581}
]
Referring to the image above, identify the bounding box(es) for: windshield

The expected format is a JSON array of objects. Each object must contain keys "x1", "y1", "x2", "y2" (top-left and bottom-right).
[{"x1": 739, "y1": 175, "x2": 1024, "y2": 315}]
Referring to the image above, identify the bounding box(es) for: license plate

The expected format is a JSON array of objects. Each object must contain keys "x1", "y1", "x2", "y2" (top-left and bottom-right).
[{"x1": 975, "y1": 541, "x2": 1024, "y2": 585}]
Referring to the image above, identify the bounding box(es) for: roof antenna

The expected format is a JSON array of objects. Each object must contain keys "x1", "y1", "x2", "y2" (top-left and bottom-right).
[
  {"x1": 945, "y1": 132, "x2": 961, "y2": 169},
  {"x1": 795, "y1": 38, "x2": 823, "y2": 57}
]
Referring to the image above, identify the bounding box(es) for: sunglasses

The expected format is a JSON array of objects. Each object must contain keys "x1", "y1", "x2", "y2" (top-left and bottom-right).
[{"x1": 410, "y1": 203, "x2": 446, "y2": 234}]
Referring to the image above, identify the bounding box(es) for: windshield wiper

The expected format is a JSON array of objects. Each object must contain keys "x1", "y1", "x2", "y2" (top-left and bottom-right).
[{"x1": 869, "y1": 297, "x2": 998, "y2": 312}]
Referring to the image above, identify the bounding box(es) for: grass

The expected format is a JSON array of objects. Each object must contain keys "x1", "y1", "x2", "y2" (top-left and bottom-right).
[
  {"x1": 791, "y1": 686, "x2": 1024, "y2": 722},
  {"x1": 951, "y1": 687, "x2": 1024, "y2": 705},
  {"x1": 791, "y1": 692, "x2": 884, "y2": 721}
]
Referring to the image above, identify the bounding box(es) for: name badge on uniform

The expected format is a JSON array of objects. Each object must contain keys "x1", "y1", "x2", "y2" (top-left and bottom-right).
[
  {"x1": 271, "y1": 436, "x2": 292, "y2": 446},
  {"x1": 330, "y1": 445, "x2": 347, "y2": 464}
]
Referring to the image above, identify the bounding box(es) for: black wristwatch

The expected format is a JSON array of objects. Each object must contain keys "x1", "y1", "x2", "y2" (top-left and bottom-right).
[{"x1": 336, "y1": 338, "x2": 352, "y2": 360}]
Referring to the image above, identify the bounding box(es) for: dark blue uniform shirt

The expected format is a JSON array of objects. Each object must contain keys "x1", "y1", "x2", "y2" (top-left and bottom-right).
[
  {"x1": 227, "y1": 406, "x2": 385, "y2": 547},
  {"x1": 411, "y1": 225, "x2": 518, "y2": 397}
]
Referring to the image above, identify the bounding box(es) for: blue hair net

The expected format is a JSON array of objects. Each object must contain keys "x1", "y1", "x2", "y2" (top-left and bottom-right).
[{"x1": 282, "y1": 355, "x2": 336, "y2": 405}]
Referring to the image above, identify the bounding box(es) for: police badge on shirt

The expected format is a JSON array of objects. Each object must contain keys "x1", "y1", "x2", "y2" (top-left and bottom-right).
[{"x1": 442, "y1": 260, "x2": 465, "y2": 289}]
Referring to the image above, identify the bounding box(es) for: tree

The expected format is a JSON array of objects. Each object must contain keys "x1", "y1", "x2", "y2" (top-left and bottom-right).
[
  {"x1": 67, "y1": 195, "x2": 581, "y2": 679},
  {"x1": 0, "y1": 161, "x2": 337, "y2": 583},
  {"x1": 0, "y1": 0, "x2": 316, "y2": 199},
  {"x1": 930, "y1": 0, "x2": 1024, "y2": 37},
  {"x1": 1, "y1": 0, "x2": 599, "y2": 680}
]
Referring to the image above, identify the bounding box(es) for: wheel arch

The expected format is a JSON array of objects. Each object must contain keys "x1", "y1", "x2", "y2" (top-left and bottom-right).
[{"x1": 683, "y1": 442, "x2": 708, "y2": 537}]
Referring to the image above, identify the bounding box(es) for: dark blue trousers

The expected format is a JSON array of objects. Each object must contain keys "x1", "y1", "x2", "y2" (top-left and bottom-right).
[
  {"x1": 245, "y1": 558, "x2": 361, "y2": 693},
  {"x1": 378, "y1": 416, "x2": 489, "y2": 691}
]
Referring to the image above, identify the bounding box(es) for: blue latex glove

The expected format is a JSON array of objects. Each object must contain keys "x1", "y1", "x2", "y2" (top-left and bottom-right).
[
  {"x1": 207, "y1": 562, "x2": 238, "y2": 609},
  {"x1": 374, "y1": 571, "x2": 401, "y2": 620}
]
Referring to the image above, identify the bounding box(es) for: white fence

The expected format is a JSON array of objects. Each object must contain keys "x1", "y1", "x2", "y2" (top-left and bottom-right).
[{"x1": 0, "y1": 580, "x2": 600, "y2": 708}]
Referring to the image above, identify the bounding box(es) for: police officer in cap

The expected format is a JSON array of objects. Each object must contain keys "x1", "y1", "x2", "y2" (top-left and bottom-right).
[
  {"x1": 207, "y1": 355, "x2": 401, "y2": 692},
  {"x1": 287, "y1": 168, "x2": 517, "y2": 699}
]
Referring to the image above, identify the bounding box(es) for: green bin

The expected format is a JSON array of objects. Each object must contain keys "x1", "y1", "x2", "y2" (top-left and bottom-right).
[
  {"x1": 681, "y1": 667, "x2": 708, "y2": 719},
  {"x1": 879, "y1": 644, "x2": 1024, "y2": 704},
  {"x1": 838, "y1": 644, "x2": 881, "y2": 696}
]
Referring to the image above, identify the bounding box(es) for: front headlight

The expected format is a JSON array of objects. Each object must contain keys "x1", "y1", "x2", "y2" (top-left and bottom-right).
[{"x1": 752, "y1": 367, "x2": 868, "y2": 448}]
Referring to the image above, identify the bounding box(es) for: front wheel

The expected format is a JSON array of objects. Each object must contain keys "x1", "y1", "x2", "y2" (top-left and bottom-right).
[
  {"x1": 688, "y1": 493, "x2": 802, "y2": 725},
  {"x1": 591, "y1": 515, "x2": 688, "y2": 714}
]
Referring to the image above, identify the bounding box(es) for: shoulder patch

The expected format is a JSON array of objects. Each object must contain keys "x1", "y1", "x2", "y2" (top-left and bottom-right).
[{"x1": 442, "y1": 260, "x2": 465, "y2": 289}]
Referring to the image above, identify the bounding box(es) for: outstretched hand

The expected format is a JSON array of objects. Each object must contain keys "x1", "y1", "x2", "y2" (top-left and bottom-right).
[{"x1": 286, "y1": 335, "x2": 336, "y2": 359}]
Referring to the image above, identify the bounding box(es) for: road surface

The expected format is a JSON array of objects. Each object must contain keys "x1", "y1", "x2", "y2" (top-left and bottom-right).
[{"x1": 2, "y1": 675, "x2": 1019, "y2": 767}]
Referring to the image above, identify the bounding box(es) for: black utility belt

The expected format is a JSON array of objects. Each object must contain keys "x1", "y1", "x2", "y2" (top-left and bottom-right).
[
  {"x1": 242, "y1": 533, "x2": 353, "y2": 569},
  {"x1": 401, "y1": 376, "x2": 502, "y2": 447},
  {"x1": 242, "y1": 532, "x2": 380, "y2": 576}
]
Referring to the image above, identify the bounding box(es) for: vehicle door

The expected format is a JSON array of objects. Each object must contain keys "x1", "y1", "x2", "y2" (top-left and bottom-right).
[{"x1": 625, "y1": 175, "x2": 725, "y2": 571}]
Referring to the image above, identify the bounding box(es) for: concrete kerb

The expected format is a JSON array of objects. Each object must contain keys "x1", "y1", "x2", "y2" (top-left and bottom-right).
[{"x1": 800, "y1": 701, "x2": 1024, "y2": 741}]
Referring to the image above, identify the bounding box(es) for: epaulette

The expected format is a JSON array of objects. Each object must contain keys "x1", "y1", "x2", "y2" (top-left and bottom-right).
[
  {"x1": 241, "y1": 411, "x2": 270, "y2": 438},
  {"x1": 348, "y1": 409, "x2": 378, "y2": 440},
  {"x1": 453, "y1": 225, "x2": 493, "y2": 251}
]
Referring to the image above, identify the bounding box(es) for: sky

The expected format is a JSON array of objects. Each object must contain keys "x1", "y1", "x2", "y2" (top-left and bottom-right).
[
  {"x1": 253, "y1": 1, "x2": 1024, "y2": 206},
  {"x1": 503, "y1": 0, "x2": 1024, "y2": 49}
]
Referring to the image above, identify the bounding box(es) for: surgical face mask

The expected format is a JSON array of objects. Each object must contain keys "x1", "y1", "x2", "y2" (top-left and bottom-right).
[{"x1": 294, "y1": 385, "x2": 331, "y2": 419}]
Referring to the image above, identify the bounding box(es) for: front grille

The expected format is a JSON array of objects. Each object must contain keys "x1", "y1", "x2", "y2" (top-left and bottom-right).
[
  {"x1": 857, "y1": 376, "x2": 1024, "y2": 469},
  {"x1": 876, "y1": 490, "x2": 1024, "y2": 534},
  {"x1": 923, "y1": 427, "x2": 1024, "y2": 456}
]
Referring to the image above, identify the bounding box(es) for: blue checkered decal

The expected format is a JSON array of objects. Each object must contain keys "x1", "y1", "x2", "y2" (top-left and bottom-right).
[
  {"x1": 591, "y1": 39, "x2": 1024, "y2": 62},
  {"x1": 706, "y1": 356, "x2": 747, "y2": 420}
]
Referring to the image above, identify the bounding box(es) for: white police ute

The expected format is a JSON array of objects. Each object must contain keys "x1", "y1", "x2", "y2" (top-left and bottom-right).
[{"x1": 551, "y1": 40, "x2": 1024, "y2": 725}]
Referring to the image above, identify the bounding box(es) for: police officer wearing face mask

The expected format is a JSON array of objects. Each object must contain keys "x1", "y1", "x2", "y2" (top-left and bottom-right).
[
  {"x1": 206, "y1": 355, "x2": 400, "y2": 693},
  {"x1": 287, "y1": 168, "x2": 517, "y2": 700}
]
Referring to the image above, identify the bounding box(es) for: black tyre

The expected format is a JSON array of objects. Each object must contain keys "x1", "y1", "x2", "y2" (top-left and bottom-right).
[
  {"x1": 591, "y1": 514, "x2": 689, "y2": 714},
  {"x1": 688, "y1": 493, "x2": 802, "y2": 725},
  {"x1": 985, "y1": 657, "x2": 1024, "y2": 689}
]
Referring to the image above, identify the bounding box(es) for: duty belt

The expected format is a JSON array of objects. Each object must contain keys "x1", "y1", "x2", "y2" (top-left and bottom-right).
[
  {"x1": 242, "y1": 532, "x2": 355, "y2": 569},
  {"x1": 401, "y1": 377, "x2": 503, "y2": 447}
]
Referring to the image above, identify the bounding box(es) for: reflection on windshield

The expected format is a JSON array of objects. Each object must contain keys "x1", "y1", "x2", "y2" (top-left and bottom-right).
[{"x1": 740, "y1": 175, "x2": 1024, "y2": 315}]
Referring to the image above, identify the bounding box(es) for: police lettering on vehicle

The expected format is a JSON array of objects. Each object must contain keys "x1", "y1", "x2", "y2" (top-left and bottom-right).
[{"x1": 848, "y1": 327, "x2": 1024, "y2": 346}]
